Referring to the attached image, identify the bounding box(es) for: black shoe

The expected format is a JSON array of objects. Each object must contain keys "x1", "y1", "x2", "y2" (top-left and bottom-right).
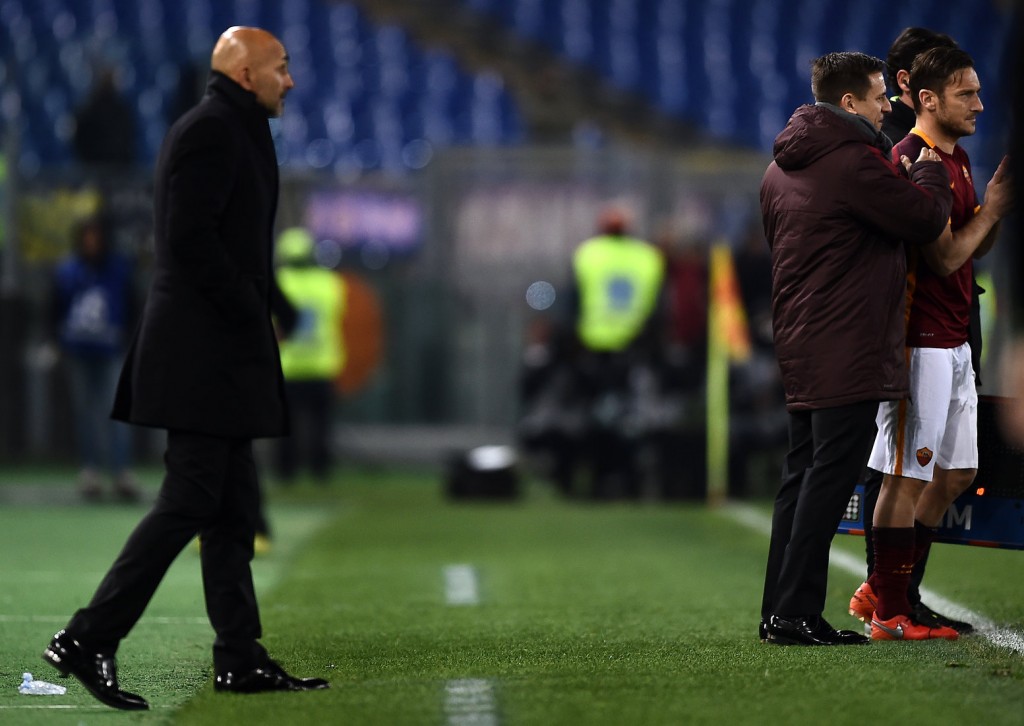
[
  {"x1": 759, "y1": 620, "x2": 769, "y2": 643},
  {"x1": 912, "y1": 601, "x2": 974, "y2": 634},
  {"x1": 42, "y1": 630, "x2": 149, "y2": 711},
  {"x1": 214, "y1": 660, "x2": 329, "y2": 693},
  {"x1": 766, "y1": 615, "x2": 870, "y2": 646}
]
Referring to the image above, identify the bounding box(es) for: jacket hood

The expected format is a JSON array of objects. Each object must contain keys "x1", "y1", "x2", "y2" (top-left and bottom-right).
[{"x1": 772, "y1": 104, "x2": 888, "y2": 171}]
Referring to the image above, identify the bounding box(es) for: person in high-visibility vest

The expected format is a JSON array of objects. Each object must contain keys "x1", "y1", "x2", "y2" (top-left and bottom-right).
[
  {"x1": 568, "y1": 206, "x2": 666, "y2": 499},
  {"x1": 274, "y1": 227, "x2": 346, "y2": 485},
  {"x1": 573, "y1": 207, "x2": 665, "y2": 355}
]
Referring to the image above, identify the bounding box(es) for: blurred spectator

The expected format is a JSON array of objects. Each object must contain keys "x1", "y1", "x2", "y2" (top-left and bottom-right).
[
  {"x1": 730, "y1": 224, "x2": 786, "y2": 497},
  {"x1": 651, "y1": 224, "x2": 709, "y2": 500},
  {"x1": 520, "y1": 62, "x2": 578, "y2": 144},
  {"x1": 660, "y1": 231, "x2": 708, "y2": 359},
  {"x1": 72, "y1": 67, "x2": 138, "y2": 168},
  {"x1": 566, "y1": 205, "x2": 666, "y2": 499},
  {"x1": 274, "y1": 227, "x2": 346, "y2": 485},
  {"x1": 733, "y1": 223, "x2": 772, "y2": 354},
  {"x1": 517, "y1": 314, "x2": 582, "y2": 496},
  {"x1": 51, "y1": 215, "x2": 140, "y2": 500}
]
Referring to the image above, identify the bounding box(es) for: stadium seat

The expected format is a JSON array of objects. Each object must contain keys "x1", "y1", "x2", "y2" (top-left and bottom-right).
[
  {"x1": 5, "y1": 0, "x2": 524, "y2": 174},
  {"x1": 7, "y1": 0, "x2": 1009, "y2": 172}
]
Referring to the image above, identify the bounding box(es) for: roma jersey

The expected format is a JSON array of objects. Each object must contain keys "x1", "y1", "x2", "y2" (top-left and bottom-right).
[{"x1": 893, "y1": 129, "x2": 979, "y2": 348}]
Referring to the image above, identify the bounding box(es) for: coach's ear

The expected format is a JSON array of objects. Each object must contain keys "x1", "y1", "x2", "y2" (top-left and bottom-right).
[{"x1": 839, "y1": 92, "x2": 858, "y2": 114}]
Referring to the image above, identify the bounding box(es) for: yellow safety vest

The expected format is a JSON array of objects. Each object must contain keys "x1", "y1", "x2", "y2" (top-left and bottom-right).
[
  {"x1": 573, "y1": 234, "x2": 665, "y2": 352},
  {"x1": 277, "y1": 266, "x2": 346, "y2": 380}
]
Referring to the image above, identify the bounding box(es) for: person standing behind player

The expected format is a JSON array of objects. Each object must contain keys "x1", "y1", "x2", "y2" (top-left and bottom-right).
[
  {"x1": 759, "y1": 52, "x2": 952, "y2": 646},
  {"x1": 858, "y1": 26, "x2": 974, "y2": 635},
  {"x1": 851, "y1": 46, "x2": 1013, "y2": 641},
  {"x1": 881, "y1": 28, "x2": 958, "y2": 144},
  {"x1": 40, "y1": 27, "x2": 329, "y2": 710}
]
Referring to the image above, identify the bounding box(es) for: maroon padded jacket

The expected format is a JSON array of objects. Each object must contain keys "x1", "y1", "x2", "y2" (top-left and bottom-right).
[{"x1": 761, "y1": 104, "x2": 952, "y2": 411}]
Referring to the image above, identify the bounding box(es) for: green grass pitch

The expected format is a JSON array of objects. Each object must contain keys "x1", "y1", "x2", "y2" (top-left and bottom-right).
[{"x1": 0, "y1": 465, "x2": 1021, "y2": 725}]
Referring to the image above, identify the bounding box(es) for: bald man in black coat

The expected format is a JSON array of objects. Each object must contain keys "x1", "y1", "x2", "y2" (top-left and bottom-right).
[{"x1": 41, "y1": 27, "x2": 326, "y2": 710}]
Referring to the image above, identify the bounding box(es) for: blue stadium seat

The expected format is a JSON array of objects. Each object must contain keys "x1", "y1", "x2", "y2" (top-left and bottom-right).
[
  {"x1": 14, "y1": 0, "x2": 1007, "y2": 173},
  {"x1": 5, "y1": 0, "x2": 523, "y2": 172},
  {"x1": 511, "y1": 0, "x2": 546, "y2": 42},
  {"x1": 560, "y1": 0, "x2": 592, "y2": 65},
  {"x1": 649, "y1": 0, "x2": 687, "y2": 115}
]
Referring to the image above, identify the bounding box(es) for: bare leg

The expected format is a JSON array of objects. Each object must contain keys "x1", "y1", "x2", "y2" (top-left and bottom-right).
[
  {"x1": 915, "y1": 466, "x2": 977, "y2": 527},
  {"x1": 873, "y1": 473, "x2": 927, "y2": 528}
]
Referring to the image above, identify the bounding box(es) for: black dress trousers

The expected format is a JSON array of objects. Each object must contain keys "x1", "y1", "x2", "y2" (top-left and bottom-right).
[
  {"x1": 761, "y1": 400, "x2": 878, "y2": 620},
  {"x1": 67, "y1": 430, "x2": 268, "y2": 672}
]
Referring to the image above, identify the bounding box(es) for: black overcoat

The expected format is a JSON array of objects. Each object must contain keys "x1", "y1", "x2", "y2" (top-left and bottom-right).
[{"x1": 112, "y1": 72, "x2": 289, "y2": 438}]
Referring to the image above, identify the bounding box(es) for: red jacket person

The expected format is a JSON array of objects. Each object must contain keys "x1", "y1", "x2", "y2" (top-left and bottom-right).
[{"x1": 759, "y1": 51, "x2": 952, "y2": 646}]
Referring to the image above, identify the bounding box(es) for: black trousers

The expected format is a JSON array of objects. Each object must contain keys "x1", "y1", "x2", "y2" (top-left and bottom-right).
[
  {"x1": 275, "y1": 379, "x2": 334, "y2": 482},
  {"x1": 761, "y1": 401, "x2": 878, "y2": 620},
  {"x1": 67, "y1": 430, "x2": 267, "y2": 672}
]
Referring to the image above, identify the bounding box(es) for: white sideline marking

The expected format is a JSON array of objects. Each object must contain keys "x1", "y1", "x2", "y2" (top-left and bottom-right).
[
  {"x1": 444, "y1": 678, "x2": 498, "y2": 726},
  {"x1": 444, "y1": 564, "x2": 480, "y2": 606},
  {"x1": 723, "y1": 503, "x2": 1024, "y2": 655},
  {"x1": 4, "y1": 571, "x2": 107, "y2": 582},
  {"x1": 0, "y1": 705, "x2": 108, "y2": 710},
  {"x1": 0, "y1": 704, "x2": 174, "y2": 710}
]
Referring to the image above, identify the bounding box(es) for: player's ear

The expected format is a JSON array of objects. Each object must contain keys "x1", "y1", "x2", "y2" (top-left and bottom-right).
[{"x1": 919, "y1": 88, "x2": 937, "y2": 112}]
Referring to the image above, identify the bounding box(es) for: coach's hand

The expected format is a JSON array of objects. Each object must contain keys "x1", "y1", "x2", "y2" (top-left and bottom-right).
[{"x1": 901, "y1": 147, "x2": 941, "y2": 172}]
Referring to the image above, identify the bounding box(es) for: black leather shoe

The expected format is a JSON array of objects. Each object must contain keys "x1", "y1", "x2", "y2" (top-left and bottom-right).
[
  {"x1": 215, "y1": 660, "x2": 329, "y2": 693},
  {"x1": 42, "y1": 630, "x2": 149, "y2": 710},
  {"x1": 912, "y1": 601, "x2": 974, "y2": 634},
  {"x1": 767, "y1": 615, "x2": 870, "y2": 646},
  {"x1": 759, "y1": 619, "x2": 769, "y2": 643}
]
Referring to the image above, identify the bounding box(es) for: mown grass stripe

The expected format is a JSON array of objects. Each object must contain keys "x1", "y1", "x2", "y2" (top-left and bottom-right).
[{"x1": 723, "y1": 503, "x2": 1024, "y2": 655}]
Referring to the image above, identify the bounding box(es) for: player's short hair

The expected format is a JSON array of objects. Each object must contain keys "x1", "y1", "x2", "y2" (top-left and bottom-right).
[
  {"x1": 810, "y1": 52, "x2": 887, "y2": 105},
  {"x1": 909, "y1": 46, "x2": 976, "y2": 113},
  {"x1": 885, "y1": 27, "x2": 958, "y2": 91}
]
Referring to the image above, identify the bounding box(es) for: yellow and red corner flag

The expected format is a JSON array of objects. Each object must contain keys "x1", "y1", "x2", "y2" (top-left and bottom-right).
[
  {"x1": 709, "y1": 243, "x2": 751, "y2": 363},
  {"x1": 706, "y1": 242, "x2": 752, "y2": 504}
]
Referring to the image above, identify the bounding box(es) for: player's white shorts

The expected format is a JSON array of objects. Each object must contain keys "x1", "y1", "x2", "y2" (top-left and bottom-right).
[{"x1": 868, "y1": 342, "x2": 978, "y2": 480}]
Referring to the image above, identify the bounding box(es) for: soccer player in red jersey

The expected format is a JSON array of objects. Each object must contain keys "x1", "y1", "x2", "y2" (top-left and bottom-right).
[{"x1": 852, "y1": 46, "x2": 1014, "y2": 641}]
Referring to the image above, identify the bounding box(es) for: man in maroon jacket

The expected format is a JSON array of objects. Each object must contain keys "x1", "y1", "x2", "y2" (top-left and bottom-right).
[
  {"x1": 851, "y1": 47, "x2": 1013, "y2": 641},
  {"x1": 759, "y1": 52, "x2": 953, "y2": 646}
]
